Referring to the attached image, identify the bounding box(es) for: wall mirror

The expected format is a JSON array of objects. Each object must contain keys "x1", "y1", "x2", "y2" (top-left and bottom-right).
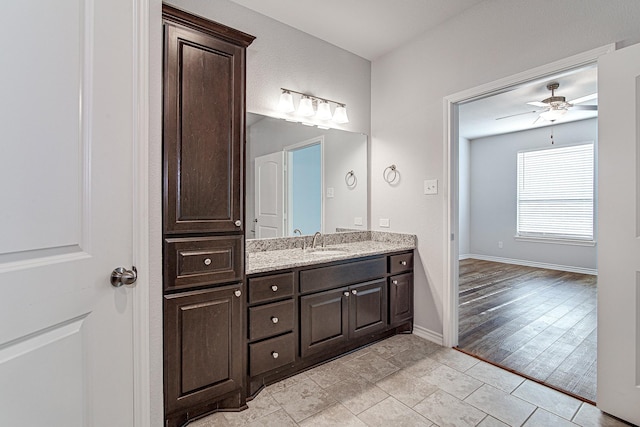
[{"x1": 246, "y1": 113, "x2": 368, "y2": 239}]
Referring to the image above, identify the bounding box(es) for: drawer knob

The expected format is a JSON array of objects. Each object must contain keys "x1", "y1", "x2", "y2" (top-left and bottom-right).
[
  {"x1": 271, "y1": 316, "x2": 279, "y2": 324},
  {"x1": 351, "y1": 289, "x2": 358, "y2": 295},
  {"x1": 271, "y1": 285, "x2": 278, "y2": 292},
  {"x1": 343, "y1": 291, "x2": 350, "y2": 297},
  {"x1": 392, "y1": 280, "x2": 398, "y2": 285},
  {"x1": 400, "y1": 261, "x2": 407, "y2": 266},
  {"x1": 234, "y1": 290, "x2": 242, "y2": 297},
  {"x1": 235, "y1": 220, "x2": 242, "y2": 227},
  {"x1": 203, "y1": 258, "x2": 211, "y2": 266},
  {"x1": 272, "y1": 351, "x2": 279, "y2": 359}
]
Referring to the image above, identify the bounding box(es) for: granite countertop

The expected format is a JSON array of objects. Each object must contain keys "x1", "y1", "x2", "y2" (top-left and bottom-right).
[{"x1": 246, "y1": 232, "x2": 416, "y2": 275}]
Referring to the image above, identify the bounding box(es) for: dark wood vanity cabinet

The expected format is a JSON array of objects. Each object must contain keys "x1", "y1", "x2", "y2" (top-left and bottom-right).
[
  {"x1": 162, "y1": 5, "x2": 254, "y2": 426},
  {"x1": 164, "y1": 285, "x2": 243, "y2": 415},
  {"x1": 300, "y1": 278, "x2": 387, "y2": 357},
  {"x1": 246, "y1": 251, "x2": 413, "y2": 396}
]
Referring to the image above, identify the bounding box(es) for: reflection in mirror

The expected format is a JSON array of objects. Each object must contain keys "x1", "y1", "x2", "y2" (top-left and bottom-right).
[{"x1": 246, "y1": 113, "x2": 368, "y2": 239}]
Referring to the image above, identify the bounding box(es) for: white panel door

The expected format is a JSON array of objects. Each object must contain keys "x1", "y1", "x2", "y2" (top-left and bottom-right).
[
  {"x1": 0, "y1": 1, "x2": 137, "y2": 426},
  {"x1": 597, "y1": 41, "x2": 640, "y2": 425},
  {"x1": 255, "y1": 151, "x2": 284, "y2": 238}
]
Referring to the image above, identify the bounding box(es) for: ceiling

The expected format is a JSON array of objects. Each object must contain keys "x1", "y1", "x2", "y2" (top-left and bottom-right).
[
  {"x1": 231, "y1": 0, "x2": 597, "y2": 139},
  {"x1": 459, "y1": 66, "x2": 598, "y2": 140},
  {"x1": 229, "y1": 0, "x2": 485, "y2": 60}
]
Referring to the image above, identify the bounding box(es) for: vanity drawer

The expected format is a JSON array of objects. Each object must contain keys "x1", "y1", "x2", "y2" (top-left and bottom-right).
[
  {"x1": 248, "y1": 272, "x2": 294, "y2": 304},
  {"x1": 249, "y1": 300, "x2": 294, "y2": 341},
  {"x1": 164, "y1": 236, "x2": 243, "y2": 291},
  {"x1": 249, "y1": 332, "x2": 295, "y2": 376},
  {"x1": 389, "y1": 252, "x2": 413, "y2": 275},
  {"x1": 299, "y1": 257, "x2": 386, "y2": 294}
]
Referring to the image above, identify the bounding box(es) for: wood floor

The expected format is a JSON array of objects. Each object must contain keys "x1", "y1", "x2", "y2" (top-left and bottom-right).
[{"x1": 457, "y1": 258, "x2": 597, "y2": 402}]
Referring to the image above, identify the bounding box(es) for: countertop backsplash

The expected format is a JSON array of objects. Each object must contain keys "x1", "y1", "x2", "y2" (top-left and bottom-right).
[{"x1": 245, "y1": 230, "x2": 415, "y2": 253}]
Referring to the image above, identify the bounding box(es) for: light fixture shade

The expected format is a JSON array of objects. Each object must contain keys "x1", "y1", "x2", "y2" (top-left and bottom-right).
[
  {"x1": 298, "y1": 96, "x2": 315, "y2": 117},
  {"x1": 278, "y1": 90, "x2": 295, "y2": 113},
  {"x1": 540, "y1": 108, "x2": 567, "y2": 122},
  {"x1": 316, "y1": 100, "x2": 332, "y2": 120},
  {"x1": 332, "y1": 105, "x2": 349, "y2": 124}
]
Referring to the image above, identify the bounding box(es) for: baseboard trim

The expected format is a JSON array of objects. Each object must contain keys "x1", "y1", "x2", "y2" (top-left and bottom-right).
[
  {"x1": 459, "y1": 253, "x2": 472, "y2": 260},
  {"x1": 412, "y1": 325, "x2": 444, "y2": 346},
  {"x1": 465, "y1": 254, "x2": 597, "y2": 276}
]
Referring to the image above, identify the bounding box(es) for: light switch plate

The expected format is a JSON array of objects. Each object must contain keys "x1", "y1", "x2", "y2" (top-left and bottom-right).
[
  {"x1": 424, "y1": 179, "x2": 438, "y2": 195},
  {"x1": 326, "y1": 187, "x2": 335, "y2": 198},
  {"x1": 379, "y1": 218, "x2": 390, "y2": 228}
]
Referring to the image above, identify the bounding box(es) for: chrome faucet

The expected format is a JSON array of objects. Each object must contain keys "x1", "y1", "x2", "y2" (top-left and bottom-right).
[
  {"x1": 293, "y1": 229, "x2": 306, "y2": 250},
  {"x1": 311, "y1": 231, "x2": 323, "y2": 249}
]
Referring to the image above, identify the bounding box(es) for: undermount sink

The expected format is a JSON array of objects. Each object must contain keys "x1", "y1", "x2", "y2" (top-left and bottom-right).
[{"x1": 305, "y1": 247, "x2": 349, "y2": 256}]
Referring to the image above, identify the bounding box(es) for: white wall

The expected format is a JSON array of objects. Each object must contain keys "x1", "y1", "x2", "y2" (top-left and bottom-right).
[
  {"x1": 458, "y1": 137, "x2": 471, "y2": 257},
  {"x1": 468, "y1": 119, "x2": 597, "y2": 270},
  {"x1": 150, "y1": 0, "x2": 371, "y2": 421},
  {"x1": 371, "y1": 0, "x2": 640, "y2": 336}
]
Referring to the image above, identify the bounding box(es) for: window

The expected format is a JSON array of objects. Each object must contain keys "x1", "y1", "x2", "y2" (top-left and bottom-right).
[{"x1": 516, "y1": 143, "x2": 594, "y2": 242}]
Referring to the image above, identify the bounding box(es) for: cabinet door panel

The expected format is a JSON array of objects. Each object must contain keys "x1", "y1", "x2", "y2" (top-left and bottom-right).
[
  {"x1": 164, "y1": 285, "x2": 243, "y2": 415},
  {"x1": 390, "y1": 273, "x2": 413, "y2": 325},
  {"x1": 300, "y1": 288, "x2": 349, "y2": 357},
  {"x1": 349, "y1": 279, "x2": 387, "y2": 339},
  {"x1": 164, "y1": 23, "x2": 243, "y2": 234}
]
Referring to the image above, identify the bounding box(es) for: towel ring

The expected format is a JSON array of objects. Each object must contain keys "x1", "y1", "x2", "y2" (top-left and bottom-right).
[
  {"x1": 345, "y1": 170, "x2": 356, "y2": 187},
  {"x1": 383, "y1": 165, "x2": 398, "y2": 184}
]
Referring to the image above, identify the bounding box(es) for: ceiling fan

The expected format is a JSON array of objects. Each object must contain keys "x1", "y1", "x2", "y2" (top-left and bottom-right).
[{"x1": 497, "y1": 82, "x2": 598, "y2": 123}]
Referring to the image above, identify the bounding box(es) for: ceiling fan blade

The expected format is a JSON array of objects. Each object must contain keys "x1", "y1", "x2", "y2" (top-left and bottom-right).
[
  {"x1": 568, "y1": 93, "x2": 598, "y2": 104},
  {"x1": 571, "y1": 105, "x2": 598, "y2": 111},
  {"x1": 496, "y1": 110, "x2": 539, "y2": 120},
  {"x1": 527, "y1": 101, "x2": 547, "y2": 107}
]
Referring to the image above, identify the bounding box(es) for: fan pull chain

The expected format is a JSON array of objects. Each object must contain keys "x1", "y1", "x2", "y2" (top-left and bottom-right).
[{"x1": 550, "y1": 127, "x2": 554, "y2": 145}]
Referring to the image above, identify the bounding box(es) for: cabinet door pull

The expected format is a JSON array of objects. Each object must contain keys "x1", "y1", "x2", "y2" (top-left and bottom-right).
[
  {"x1": 343, "y1": 291, "x2": 350, "y2": 297},
  {"x1": 234, "y1": 290, "x2": 242, "y2": 297},
  {"x1": 392, "y1": 280, "x2": 398, "y2": 285},
  {"x1": 351, "y1": 289, "x2": 358, "y2": 295},
  {"x1": 400, "y1": 261, "x2": 407, "y2": 266},
  {"x1": 235, "y1": 220, "x2": 242, "y2": 227},
  {"x1": 271, "y1": 351, "x2": 279, "y2": 359},
  {"x1": 203, "y1": 258, "x2": 211, "y2": 266},
  {"x1": 271, "y1": 316, "x2": 279, "y2": 324},
  {"x1": 271, "y1": 285, "x2": 278, "y2": 292}
]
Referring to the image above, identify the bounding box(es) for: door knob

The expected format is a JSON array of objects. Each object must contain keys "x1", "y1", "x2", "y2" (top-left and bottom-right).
[
  {"x1": 235, "y1": 220, "x2": 242, "y2": 227},
  {"x1": 110, "y1": 266, "x2": 137, "y2": 287}
]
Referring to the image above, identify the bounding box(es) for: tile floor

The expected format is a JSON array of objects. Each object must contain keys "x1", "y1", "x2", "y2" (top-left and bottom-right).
[{"x1": 191, "y1": 334, "x2": 630, "y2": 427}]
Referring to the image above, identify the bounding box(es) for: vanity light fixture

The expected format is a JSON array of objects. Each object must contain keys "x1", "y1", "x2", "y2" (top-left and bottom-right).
[
  {"x1": 298, "y1": 95, "x2": 315, "y2": 117},
  {"x1": 278, "y1": 88, "x2": 349, "y2": 124},
  {"x1": 332, "y1": 104, "x2": 349, "y2": 124},
  {"x1": 316, "y1": 100, "x2": 333, "y2": 121},
  {"x1": 278, "y1": 89, "x2": 295, "y2": 113}
]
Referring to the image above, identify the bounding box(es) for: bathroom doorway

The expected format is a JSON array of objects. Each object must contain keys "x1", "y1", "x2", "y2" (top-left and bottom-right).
[{"x1": 285, "y1": 137, "x2": 324, "y2": 236}]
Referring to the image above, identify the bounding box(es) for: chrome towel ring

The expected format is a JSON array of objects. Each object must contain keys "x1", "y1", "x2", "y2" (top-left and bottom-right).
[
  {"x1": 345, "y1": 170, "x2": 356, "y2": 187},
  {"x1": 383, "y1": 164, "x2": 399, "y2": 184}
]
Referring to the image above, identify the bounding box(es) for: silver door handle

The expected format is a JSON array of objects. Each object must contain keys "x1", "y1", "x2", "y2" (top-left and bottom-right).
[
  {"x1": 235, "y1": 220, "x2": 242, "y2": 227},
  {"x1": 111, "y1": 266, "x2": 137, "y2": 287}
]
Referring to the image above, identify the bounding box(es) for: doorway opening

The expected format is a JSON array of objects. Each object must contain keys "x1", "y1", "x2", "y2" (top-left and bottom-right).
[
  {"x1": 444, "y1": 46, "x2": 611, "y2": 403},
  {"x1": 284, "y1": 137, "x2": 324, "y2": 236}
]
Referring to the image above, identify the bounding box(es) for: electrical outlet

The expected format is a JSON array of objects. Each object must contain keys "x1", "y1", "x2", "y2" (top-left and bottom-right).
[
  {"x1": 354, "y1": 217, "x2": 363, "y2": 226},
  {"x1": 424, "y1": 179, "x2": 438, "y2": 195},
  {"x1": 379, "y1": 218, "x2": 390, "y2": 228},
  {"x1": 326, "y1": 187, "x2": 334, "y2": 198},
  {"x1": 498, "y1": 241, "x2": 503, "y2": 249}
]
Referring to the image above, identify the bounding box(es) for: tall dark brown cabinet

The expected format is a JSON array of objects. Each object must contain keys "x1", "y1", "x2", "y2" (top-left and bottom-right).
[{"x1": 162, "y1": 5, "x2": 254, "y2": 427}]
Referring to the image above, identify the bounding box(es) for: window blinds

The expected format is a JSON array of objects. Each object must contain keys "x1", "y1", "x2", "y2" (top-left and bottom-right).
[{"x1": 516, "y1": 143, "x2": 594, "y2": 240}]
